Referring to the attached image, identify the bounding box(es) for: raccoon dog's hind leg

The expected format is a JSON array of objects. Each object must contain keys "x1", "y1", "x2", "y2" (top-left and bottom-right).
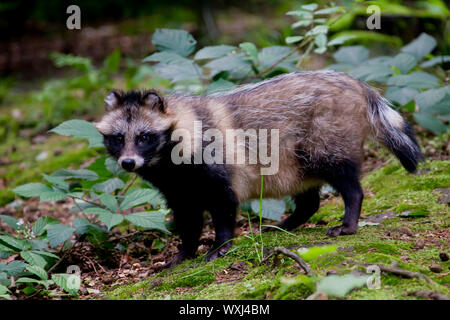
[
  {"x1": 320, "y1": 160, "x2": 363, "y2": 237},
  {"x1": 262, "y1": 188, "x2": 320, "y2": 232}
]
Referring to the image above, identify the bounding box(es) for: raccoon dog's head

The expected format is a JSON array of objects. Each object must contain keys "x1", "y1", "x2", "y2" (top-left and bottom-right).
[{"x1": 95, "y1": 90, "x2": 173, "y2": 172}]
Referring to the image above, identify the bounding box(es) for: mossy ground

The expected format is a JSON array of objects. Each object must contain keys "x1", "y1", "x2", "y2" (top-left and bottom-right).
[{"x1": 104, "y1": 160, "x2": 449, "y2": 300}]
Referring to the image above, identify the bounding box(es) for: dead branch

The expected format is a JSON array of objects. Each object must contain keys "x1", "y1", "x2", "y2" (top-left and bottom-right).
[{"x1": 273, "y1": 247, "x2": 311, "y2": 275}]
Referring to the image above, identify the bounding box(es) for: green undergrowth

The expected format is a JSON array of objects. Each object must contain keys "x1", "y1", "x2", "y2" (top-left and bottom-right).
[{"x1": 105, "y1": 160, "x2": 449, "y2": 300}]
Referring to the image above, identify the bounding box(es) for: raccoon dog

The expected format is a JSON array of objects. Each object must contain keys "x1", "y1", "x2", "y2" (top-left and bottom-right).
[{"x1": 95, "y1": 71, "x2": 423, "y2": 267}]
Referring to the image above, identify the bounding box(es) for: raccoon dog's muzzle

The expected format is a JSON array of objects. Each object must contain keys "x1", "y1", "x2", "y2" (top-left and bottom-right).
[{"x1": 118, "y1": 154, "x2": 144, "y2": 172}]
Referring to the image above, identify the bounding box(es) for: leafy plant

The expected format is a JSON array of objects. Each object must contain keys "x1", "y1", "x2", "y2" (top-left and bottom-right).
[{"x1": 329, "y1": 33, "x2": 449, "y2": 134}]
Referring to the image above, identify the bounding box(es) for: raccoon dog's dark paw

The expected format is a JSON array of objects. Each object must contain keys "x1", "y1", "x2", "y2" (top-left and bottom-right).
[
  {"x1": 162, "y1": 251, "x2": 192, "y2": 269},
  {"x1": 205, "y1": 242, "x2": 232, "y2": 262},
  {"x1": 326, "y1": 224, "x2": 357, "y2": 237}
]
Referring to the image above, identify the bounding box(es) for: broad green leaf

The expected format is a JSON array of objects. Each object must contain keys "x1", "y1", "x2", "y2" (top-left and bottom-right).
[
  {"x1": 0, "y1": 215, "x2": 20, "y2": 230},
  {"x1": 401, "y1": 33, "x2": 436, "y2": 61},
  {"x1": 152, "y1": 28, "x2": 196, "y2": 57},
  {"x1": 250, "y1": 199, "x2": 286, "y2": 221},
  {"x1": 314, "y1": 34, "x2": 327, "y2": 49},
  {"x1": 72, "y1": 218, "x2": 105, "y2": 235},
  {"x1": 92, "y1": 178, "x2": 125, "y2": 193},
  {"x1": 305, "y1": 25, "x2": 329, "y2": 37},
  {"x1": 84, "y1": 207, "x2": 113, "y2": 215},
  {"x1": 26, "y1": 265, "x2": 48, "y2": 280},
  {"x1": 153, "y1": 61, "x2": 201, "y2": 83},
  {"x1": 102, "y1": 49, "x2": 121, "y2": 74},
  {"x1": 317, "y1": 274, "x2": 369, "y2": 297},
  {"x1": 0, "y1": 235, "x2": 30, "y2": 251},
  {"x1": 327, "y1": 35, "x2": 356, "y2": 46},
  {"x1": 301, "y1": 3, "x2": 318, "y2": 11},
  {"x1": 98, "y1": 213, "x2": 123, "y2": 230},
  {"x1": 333, "y1": 46, "x2": 369, "y2": 65},
  {"x1": 52, "y1": 273, "x2": 80, "y2": 296},
  {"x1": 0, "y1": 261, "x2": 28, "y2": 276},
  {"x1": 39, "y1": 190, "x2": 67, "y2": 202},
  {"x1": 385, "y1": 87, "x2": 418, "y2": 106},
  {"x1": 143, "y1": 51, "x2": 191, "y2": 64},
  {"x1": 258, "y1": 46, "x2": 298, "y2": 71},
  {"x1": 45, "y1": 225, "x2": 74, "y2": 248},
  {"x1": 49, "y1": 120, "x2": 103, "y2": 148},
  {"x1": 387, "y1": 72, "x2": 440, "y2": 89},
  {"x1": 239, "y1": 42, "x2": 259, "y2": 63},
  {"x1": 420, "y1": 55, "x2": 450, "y2": 68},
  {"x1": 415, "y1": 87, "x2": 450, "y2": 113},
  {"x1": 206, "y1": 79, "x2": 236, "y2": 95},
  {"x1": 349, "y1": 65, "x2": 394, "y2": 82},
  {"x1": 315, "y1": 7, "x2": 342, "y2": 15},
  {"x1": 194, "y1": 45, "x2": 236, "y2": 60},
  {"x1": 291, "y1": 20, "x2": 312, "y2": 28},
  {"x1": 205, "y1": 54, "x2": 253, "y2": 79},
  {"x1": 413, "y1": 113, "x2": 448, "y2": 135},
  {"x1": 125, "y1": 210, "x2": 169, "y2": 232},
  {"x1": 42, "y1": 174, "x2": 69, "y2": 190},
  {"x1": 285, "y1": 36, "x2": 304, "y2": 44},
  {"x1": 392, "y1": 53, "x2": 417, "y2": 74},
  {"x1": 120, "y1": 188, "x2": 164, "y2": 210},
  {"x1": 100, "y1": 193, "x2": 118, "y2": 212},
  {"x1": 32, "y1": 216, "x2": 59, "y2": 236},
  {"x1": 20, "y1": 251, "x2": 55, "y2": 269},
  {"x1": 0, "y1": 272, "x2": 10, "y2": 287},
  {"x1": 51, "y1": 168, "x2": 99, "y2": 181},
  {"x1": 105, "y1": 157, "x2": 125, "y2": 176},
  {"x1": 297, "y1": 245, "x2": 337, "y2": 262},
  {"x1": 13, "y1": 183, "x2": 52, "y2": 198}
]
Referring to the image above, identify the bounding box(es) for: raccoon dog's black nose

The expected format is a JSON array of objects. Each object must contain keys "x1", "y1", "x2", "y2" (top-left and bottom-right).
[{"x1": 121, "y1": 158, "x2": 135, "y2": 171}]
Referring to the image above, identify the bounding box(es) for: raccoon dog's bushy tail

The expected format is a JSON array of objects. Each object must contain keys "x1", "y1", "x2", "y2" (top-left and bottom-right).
[{"x1": 365, "y1": 88, "x2": 424, "y2": 172}]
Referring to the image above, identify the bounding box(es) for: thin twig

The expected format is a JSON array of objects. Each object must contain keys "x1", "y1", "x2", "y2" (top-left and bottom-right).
[
  {"x1": 408, "y1": 290, "x2": 449, "y2": 300},
  {"x1": 273, "y1": 247, "x2": 311, "y2": 275},
  {"x1": 370, "y1": 264, "x2": 432, "y2": 284},
  {"x1": 118, "y1": 174, "x2": 138, "y2": 197}
]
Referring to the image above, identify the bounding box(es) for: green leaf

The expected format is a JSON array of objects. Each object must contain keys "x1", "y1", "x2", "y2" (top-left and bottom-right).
[
  {"x1": 0, "y1": 272, "x2": 10, "y2": 287},
  {"x1": 194, "y1": 45, "x2": 236, "y2": 60},
  {"x1": 92, "y1": 178, "x2": 125, "y2": 193},
  {"x1": 0, "y1": 235, "x2": 30, "y2": 251},
  {"x1": 401, "y1": 33, "x2": 436, "y2": 61},
  {"x1": 258, "y1": 46, "x2": 298, "y2": 72},
  {"x1": 314, "y1": 34, "x2": 327, "y2": 54},
  {"x1": 0, "y1": 261, "x2": 28, "y2": 276},
  {"x1": 297, "y1": 245, "x2": 337, "y2": 262},
  {"x1": 46, "y1": 225, "x2": 74, "y2": 248},
  {"x1": 153, "y1": 61, "x2": 201, "y2": 83},
  {"x1": 20, "y1": 251, "x2": 55, "y2": 269},
  {"x1": 317, "y1": 274, "x2": 369, "y2": 297},
  {"x1": 26, "y1": 265, "x2": 48, "y2": 280},
  {"x1": 42, "y1": 174, "x2": 69, "y2": 190},
  {"x1": 349, "y1": 65, "x2": 394, "y2": 82},
  {"x1": 315, "y1": 7, "x2": 342, "y2": 15},
  {"x1": 305, "y1": 25, "x2": 329, "y2": 37},
  {"x1": 105, "y1": 157, "x2": 125, "y2": 176},
  {"x1": 385, "y1": 87, "x2": 418, "y2": 106},
  {"x1": 415, "y1": 87, "x2": 450, "y2": 114},
  {"x1": 413, "y1": 113, "x2": 448, "y2": 135},
  {"x1": 125, "y1": 210, "x2": 170, "y2": 232},
  {"x1": 52, "y1": 168, "x2": 99, "y2": 181},
  {"x1": 239, "y1": 42, "x2": 259, "y2": 63},
  {"x1": 32, "y1": 216, "x2": 59, "y2": 236},
  {"x1": 333, "y1": 46, "x2": 369, "y2": 65},
  {"x1": 52, "y1": 273, "x2": 80, "y2": 296},
  {"x1": 0, "y1": 215, "x2": 20, "y2": 230},
  {"x1": 98, "y1": 213, "x2": 124, "y2": 230},
  {"x1": 99, "y1": 193, "x2": 118, "y2": 212},
  {"x1": 205, "y1": 54, "x2": 253, "y2": 79},
  {"x1": 49, "y1": 120, "x2": 103, "y2": 148},
  {"x1": 392, "y1": 53, "x2": 417, "y2": 74},
  {"x1": 250, "y1": 199, "x2": 286, "y2": 221},
  {"x1": 102, "y1": 49, "x2": 121, "y2": 74},
  {"x1": 120, "y1": 188, "x2": 165, "y2": 210},
  {"x1": 143, "y1": 51, "x2": 191, "y2": 64},
  {"x1": 327, "y1": 35, "x2": 356, "y2": 46},
  {"x1": 420, "y1": 55, "x2": 450, "y2": 68},
  {"x1": 13, "y1": 183, "x2": 52, "y2": 198},
  {"x1": 72, "y1": 218, "x2": 105, "y2": 235},
  {"x1": 39, "y1": 190, "x2": 67, "y2": 202},
  {"x1": 387, "y1": 72, "x2": 440, "y2": 89},
  {"x1": 84, "y1": 207, "x2": 113, "y2": 215},
  {"x1": 285, "y1": 36, "x2": 304, "y2": 44},
  {"x1": 206, "y1": 79, "x2": 236, "y2": 95},
  {"x1": 301, "y1": 3, "x2": 318, "y2": 11},
  {"x1": 152, "y1": 28, "x2": 197, "y2": 57}
]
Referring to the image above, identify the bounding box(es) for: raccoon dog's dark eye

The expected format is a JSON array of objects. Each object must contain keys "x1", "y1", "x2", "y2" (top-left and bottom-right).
[
  {"x1": 115, "y1": 134, "x2": 124, "y2": 144},
  {"x1": 137, "y1": 133, "x2": 150, "y2": 144}
]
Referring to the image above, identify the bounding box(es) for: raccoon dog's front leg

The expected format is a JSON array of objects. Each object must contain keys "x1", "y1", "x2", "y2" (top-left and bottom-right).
[
  {"x1": 164, "y1": 204, "x2": 204, "y2": 268},
  {"x1": 206, "y1": 206, "x2": 237, "y2": 261}
]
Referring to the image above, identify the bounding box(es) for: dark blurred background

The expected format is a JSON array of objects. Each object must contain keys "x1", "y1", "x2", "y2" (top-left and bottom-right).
[{"x1": 0, "y1": 0, "x2": 448, "y2": 78}]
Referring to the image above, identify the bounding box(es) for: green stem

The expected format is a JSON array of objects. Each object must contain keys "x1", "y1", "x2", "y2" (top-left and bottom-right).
[{"x1": 259, "y1": 175, "x2": 264, "y2": 261}]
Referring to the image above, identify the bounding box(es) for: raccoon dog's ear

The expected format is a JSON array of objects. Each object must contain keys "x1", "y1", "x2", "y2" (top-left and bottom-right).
[
  {"x1": 143, "y1": 90, "x2": 166, "y2": 113},
  {"x1": 105, "y1": 90, "x2": 121, "y2": 111}
]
